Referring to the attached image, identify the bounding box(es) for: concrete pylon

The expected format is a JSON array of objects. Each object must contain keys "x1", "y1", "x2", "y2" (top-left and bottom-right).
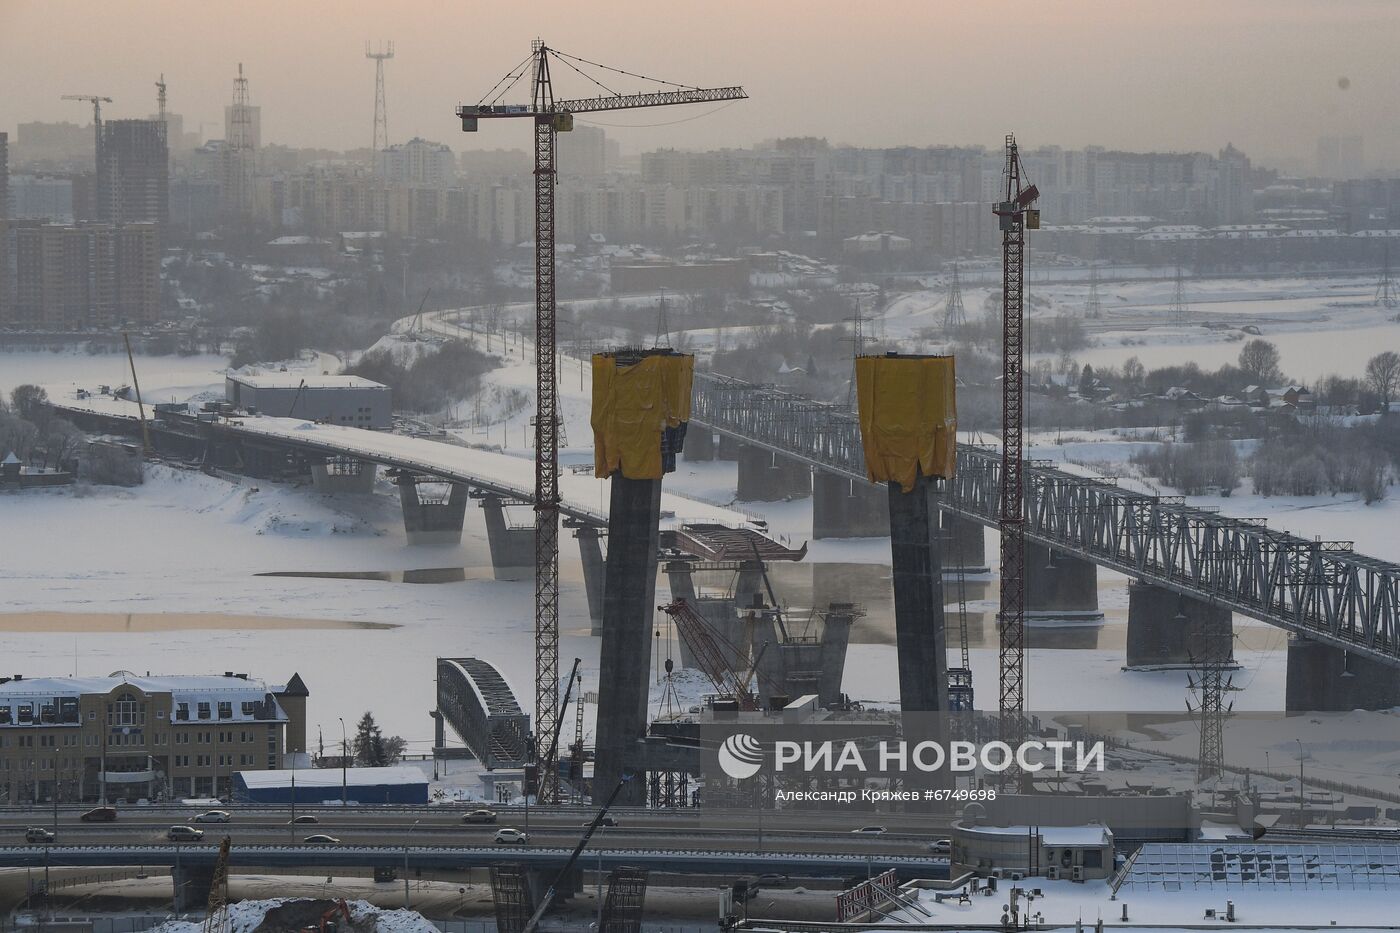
[
  {"x1": 887, "y1": 475, "x2": 950, "y2": 714},
  {"x1": 940, "y1": 513, "x2": 987, "y2": 574},
  {"x1": 593, "y1": 477, "x2": 663, "y2": 807},
  {"x1": 1125, "y1": 582, "x2": 1233, "y2": 669},
  {"x1": 576, "y1": 526, "x2": 607, "y2": 634},
  {"x1": 682, "y1": 426, "x2": 716, "y2": 461}
]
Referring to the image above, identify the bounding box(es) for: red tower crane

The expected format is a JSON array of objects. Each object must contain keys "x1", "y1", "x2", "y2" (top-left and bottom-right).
[
  {"x1": 993, "y1": 135, "x2": 1039, "y2": 787},
  {"x1": 458, "y1": 42, "x2": 745, "y2": 803}
]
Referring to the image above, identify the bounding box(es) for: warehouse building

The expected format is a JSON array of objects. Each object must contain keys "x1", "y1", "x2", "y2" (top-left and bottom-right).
[{"x1": 225, "y1": 373, "x2": 392, "y2": 429}]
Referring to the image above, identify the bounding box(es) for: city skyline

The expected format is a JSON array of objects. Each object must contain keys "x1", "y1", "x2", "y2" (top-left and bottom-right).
[{"x1": 2, "y1": 0, "x2": 1397, "y2": 170}]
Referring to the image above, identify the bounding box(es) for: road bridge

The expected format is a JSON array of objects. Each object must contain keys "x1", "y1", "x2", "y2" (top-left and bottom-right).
[{"x1": 688, "y1": 372, "x2": 1400, "y2": 707}]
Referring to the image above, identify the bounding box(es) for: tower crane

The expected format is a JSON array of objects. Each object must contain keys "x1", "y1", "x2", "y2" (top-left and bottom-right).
[
  {"x1": 61, "y1": 94, "x2": 112, "y2": 165},
  {"x1": 992, "y1": 135, "x2": 1039, "y2": 788},
  {"x1": 457, "y1": 41, "x2": 745, "y2": 804}
]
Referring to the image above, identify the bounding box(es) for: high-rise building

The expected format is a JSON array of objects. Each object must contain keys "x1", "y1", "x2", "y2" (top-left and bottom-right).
[
  {"x1": 1, "y1": 131, "x2": 9, "y2": 219},
  {"x1": 1, "y1": 132, "x2": 8, "y2": 323},
  {"x1": 378, "y1": 137, "x2": 456, "y2": 187},
  {"x1": 7, "y1": 221, "x2": 160, "y2": 329},
  {"x1": 97, "y1": 119, "x2": 169, "y2": 227}
]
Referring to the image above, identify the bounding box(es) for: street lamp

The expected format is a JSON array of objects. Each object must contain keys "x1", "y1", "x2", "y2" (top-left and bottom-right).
[
  {"x1": 339, "y1": 717, "x2": 348, "y2": 807},
  {"x1": 1294, "y1": 739, "x2": 1311, "y2": 825},
  {"x1": 404, "y1": 819, "x2": 421, "y2": 908}
]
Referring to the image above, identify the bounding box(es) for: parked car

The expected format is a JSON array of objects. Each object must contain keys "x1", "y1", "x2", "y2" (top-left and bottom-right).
[
  {"x1": 303, "y1": 834, "x2": 341, "y2": 844},
  {"x1": 852, "y1": 825, "x2": 887, "y2": 835},
  {"x1": 462, "y1": 809, "x2": 498, "y2": 824},
  {"x1": 288, "y1": 815, "x2": 319, "y2": 824},
  {"x1": 195, "y1": 810, "x2": 232, "y2": 824},
  {"x1": 80, "y1": 807, "x2": 117, "y2": 823},
  {"x1": 494, "y1": 828, "x2": 530, "y2": 845},
  {"x1": 167, "y1": 825, "x2": 205, "y2": 842},
  {"x1": 24, "y1": 828, "x2": 56, "y2": 844}
]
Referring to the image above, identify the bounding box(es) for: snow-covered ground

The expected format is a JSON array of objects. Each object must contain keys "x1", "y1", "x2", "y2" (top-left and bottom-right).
[{"x1": 145, "y1": 897, "x2": 438, "y2": 933}]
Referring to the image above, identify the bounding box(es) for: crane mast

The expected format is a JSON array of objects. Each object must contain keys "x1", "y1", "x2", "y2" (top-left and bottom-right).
[
  {"x1": 994, "y1": 135, "x2": 1039, "y2": 787},
  {"x1": 457, "y1": 42, "x2": 745, "y2": 805}
]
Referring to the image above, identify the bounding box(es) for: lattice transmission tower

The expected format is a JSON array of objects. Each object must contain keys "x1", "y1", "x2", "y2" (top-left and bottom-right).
[
  {"x1": 1171, "y1": 252, "x2": 1189, "y2": 324},
  {"x1": 367, "y1": 41, "x2": 394, "y2": 166},
  {"x1": 1377, "y1": 241, "x2": 1397, "y2": 310},
  {"x1": 943, "y1": 261, "x2": 967, "y2": 330},
  {"x1": 1187, "y1": 610, "x2": 1238, "y2": 783},
  {"x1": 1085, "y1": 264, "x2": 1102, "y2": 319}
]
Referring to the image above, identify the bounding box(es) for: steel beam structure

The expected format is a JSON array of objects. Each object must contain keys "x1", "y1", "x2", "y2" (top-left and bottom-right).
[{"x1": 688, "y1": 372, "x2": 1400, "y2": 668}]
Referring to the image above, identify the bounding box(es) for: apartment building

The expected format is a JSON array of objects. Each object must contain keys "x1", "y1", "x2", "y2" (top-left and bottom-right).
[
  {"x1": 0, "y1": 671, "x2": 308, "y2": 804},
  {"x1": 6, "y1": 221, "x2": 160, "y2": 328}
]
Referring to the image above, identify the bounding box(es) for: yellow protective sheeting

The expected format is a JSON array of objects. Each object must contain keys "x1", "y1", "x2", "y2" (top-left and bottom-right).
[
  {"x1": 855, "y1": 355, "x2": 957, "y2": 492},
  {"x1": 592, "y1": 353, "x2": 694, "y2": 480}
]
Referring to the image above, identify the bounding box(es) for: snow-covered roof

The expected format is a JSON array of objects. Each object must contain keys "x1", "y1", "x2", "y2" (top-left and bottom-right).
[
  {"x1": 962, "y1": 823, "x2": 1113, "y2": 846},
  {"x1": 228, "y1": 373, "x2": 387, "y2": 391},
  {"x1": 1, "y1": 453, "x2": 18, "y2": 465},
  {"x1": 0, "y1": 673, "x2": 289, "y2": 723},
  {"x1": 236, "y1": 765, "x2": 427, "y2": 789}
]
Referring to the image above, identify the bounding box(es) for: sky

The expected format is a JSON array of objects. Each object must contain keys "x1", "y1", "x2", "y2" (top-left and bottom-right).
[{"x1": 2, "y1": 0, "x2": 1397, "y2": 168}]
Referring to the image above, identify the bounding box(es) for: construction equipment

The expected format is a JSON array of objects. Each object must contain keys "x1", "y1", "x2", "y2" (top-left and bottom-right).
[
  {"x1": 61, "y1": 94, "x2": 112, "y2": 165},
  {"x1": 538, "y1": 656, "x2": 582, "y2": 799},
  {"x1": 992, "y1": 135, "x2": 1038, "y2": 787},
  {"x1": 457, "y1": 42, "x2": 745, "y2": 804},
  {"x1": 301, "y1": 899, "x2": 352, "y2": 933},
  {"x1": 201, "y1": 836, "x2": 232, "y2": 933},
  {"x1": 658, "y1": 599, "x2": 778, "y2": 710},
  {"x1": 123, "y1": 333, "x2": 151, "y2": 455},
  {"x1": 155, "y1": 75, "x2": 167, "y2": 122}
]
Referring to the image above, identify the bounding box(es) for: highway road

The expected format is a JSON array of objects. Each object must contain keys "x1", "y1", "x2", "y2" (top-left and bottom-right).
[{"x1": 0, "y1": 805, "x2": 952, "y2": 857}]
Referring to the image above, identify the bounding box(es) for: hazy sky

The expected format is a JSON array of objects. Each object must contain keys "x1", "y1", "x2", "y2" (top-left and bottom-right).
[{"x1": 3, "y1": 0, "x2": 1397, "y2": 168}]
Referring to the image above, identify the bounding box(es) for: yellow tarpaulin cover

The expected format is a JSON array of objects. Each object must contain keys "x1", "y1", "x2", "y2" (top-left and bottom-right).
[
  {"x1": 855, "y1": 355, "x2": 957, "y2": 492},
  {"x1": 592, "y1": 353, "x2": 694, "y2": 480}
]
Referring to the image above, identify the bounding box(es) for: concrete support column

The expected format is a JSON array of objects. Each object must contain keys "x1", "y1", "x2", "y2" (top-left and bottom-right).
[
  {"x1": 816, "y1": 605, "x2": 856, "y2": 708},
  {"x1": 576, "y1": 526, "x2": 607, "y2": 635},
  {"x1": 886, "y1": 475, "x2": 949, "y2": 714},
  {"x1": 172, "y1": 864, "x2": 215, "y2": 913},
  {"x1": 479, "y1": 494, "x2": 534, "y2": 580},
  {"x1": 396, "y1": 474, "x2": 469, "y2": 547},
  {"x1": 812, "y1": 472, "x2": 890, "y2": 539},
  {"x1": 1024, "y1": 541, "x2": 1104, "y2": 624},
  {"x1": 736, "y1": 444, "x2": 811, "y2": 502},
  {"x1": 940, "y1": 513, "x2": 988, "y2": 574},
  {"x1": 682, "y1": 425, "x2": 716, "y2": 462},
  {"x1": 1286, "y1": 636, "x2": 1400, "y2": 712},
  {"x1": 1125, "y1": 582, "x2": 1234, "y2": 669},
  {"x1": 310, "y1": 457, "x2": 376, "y2": 495},
  {"x1": 717, "y1": 434, "x2": 744, "y2": 461},
  {"x1": 593, "y1": 476, "x2": 663, "y2": 808}
]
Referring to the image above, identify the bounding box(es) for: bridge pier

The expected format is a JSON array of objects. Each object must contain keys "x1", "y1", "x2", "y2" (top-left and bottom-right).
[
  {"x1": 1125, "y1": 582, "x2": 1234, "y2": 669},
  {"x1": 812, "y1": 473, "x2": 889, "y2": 538},
  {"x1": 682, "y1": 426, "x2": 716, "y2": 461},
  {"x1": 717, "y1": 434, "x2": 744, "y2": 461},
  {"x1": 665, "y1": 561, "x2": 743, "y2": 671},
  {"x1": 736, "y1": 444, "x2": 810, "y2": 501},
  {"x1": 480, "y1": 494, "x2": 534, "y2": 580},
  {"x1": 575, "y1": 526, "x2": 607, "y2": 634},
  {"x1": 594, "y1": 476, "x2": 663, "y2": 808},
  {"x1": 394, "y1": 473, "x2": 469, "y2": 546},
  {"x1": 172, "y1": 864, "x2": 215, "y2": 913},
  {"x1": 310, "y1": 456, "x2": 376, "y2": 495},
  {"x1": 1285, "y1": 636, "x2": 1400, "y2": 712},
  {"x1": 1024, "y1": 542, "x2": 1104, "y2": 625}
]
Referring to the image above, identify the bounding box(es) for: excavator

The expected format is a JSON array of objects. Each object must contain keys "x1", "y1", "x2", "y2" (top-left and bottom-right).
[{"x1": 301, "y1": 899, "x2": 353, "y2": 933}]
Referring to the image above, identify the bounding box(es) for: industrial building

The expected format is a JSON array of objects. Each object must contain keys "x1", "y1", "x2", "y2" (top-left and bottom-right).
[
  {"x1": 0, "y1": 671, "x2": 307, "y2": 804},
  {"x1": 224, "y1": 373, "x2": 392, "y2": 429},
  {"x1": 233, "y1": 764, "x2": 428, "y2": 805}
]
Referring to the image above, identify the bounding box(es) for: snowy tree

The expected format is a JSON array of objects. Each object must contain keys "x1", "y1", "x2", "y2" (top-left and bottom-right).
[
  {"x1": 353, "y1": 712, "x2": 388, "y2": 767},
  {"x1": 1237, "y1": 339, "x2": 1283, "y2": 387},
  {"x1": 1364, "y1": 351, "x2": 1400, "y2": 413}
]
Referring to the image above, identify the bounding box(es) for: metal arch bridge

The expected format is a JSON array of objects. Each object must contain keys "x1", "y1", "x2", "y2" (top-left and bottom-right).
[
  {"x1": 689, "y1": 371, "x2": 1400, "y2": 668},
  {"x1": 436, "y1": 658, "x2": 530, "y2": 769},
  {"x1": 0, "y1": 844, "x2": 949, "y2": 878}
]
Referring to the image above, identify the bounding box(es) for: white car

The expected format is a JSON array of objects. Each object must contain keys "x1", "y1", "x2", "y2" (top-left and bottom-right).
[
  {"x1": 852, "y1": 825, "x2": 887, "y2": 835},
  {"x1": 194, "y1": 810, "x2": 231, "y2": 824},
  {"x1": 494, "y1": 827, "x2": 530, "y2": 845},
  {"x1": 928, "y1": 839, "x2": 951, "y2": 855}
]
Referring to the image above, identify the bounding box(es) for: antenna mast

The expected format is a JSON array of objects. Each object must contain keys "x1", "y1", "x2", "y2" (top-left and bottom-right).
[{"x1": 366, "y1": 41, "x2": 395, "y2": 167}]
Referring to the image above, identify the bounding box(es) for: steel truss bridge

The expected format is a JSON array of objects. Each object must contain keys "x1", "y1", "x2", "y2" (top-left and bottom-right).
[{"x1": 690, "y1": 372, "x2": 1400, "y2": 667}]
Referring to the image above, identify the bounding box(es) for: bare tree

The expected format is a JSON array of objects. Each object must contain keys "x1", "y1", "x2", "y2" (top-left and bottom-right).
[
  {"x1": 1365, "y1": 350, "x2": 1400, "y2": 413},
  {"x1": 1237, "y1": 339, "x2": 1283, "y2": 387}
]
